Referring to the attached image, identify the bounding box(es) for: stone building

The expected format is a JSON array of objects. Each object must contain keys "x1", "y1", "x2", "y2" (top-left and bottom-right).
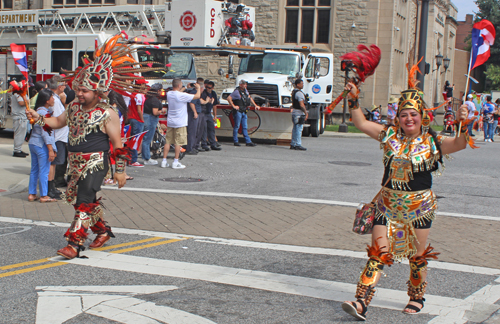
[{"x1": 2, "y1": 0, "x2": 459, "y2": 111}]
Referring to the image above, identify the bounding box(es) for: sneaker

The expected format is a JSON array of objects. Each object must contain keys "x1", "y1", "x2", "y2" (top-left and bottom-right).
[
  {"x1": 294, "y1": 146, "x2": 307, "y2": 151},
  {"x1": 290, "y1": 145, "x2": 296, "y2": 150},
  {"x1": 201, "y1": 146, "x2": 211, "y2": 151},
  {"x1": 172, "y1": 161, "x2": 186, "y2": 169},
  {"x1": 143, "y1": 159, "x2": 158, "y2": 165},
  {"x1": 130, "y1": 162, "x2": 144, "y2": 167},
  {"x1": 210, "y1": 145, "x2": 221, "y2": 151},
  {"x1": 488, "y1": 139, "x2": 492, "y2": 142},
  {"x1": 161, "y1": 160, "x2": 170, "y2": 168},
  {"x1": 246, "y1": 142, "x2": 256, "y2": 147},
  {"x1": 185, "y1": 150, "x2": 198, "y2": 155},
  {"x1": 13, "y1": 151, "x2": 26, "y2": 158},
  {"x1": 234, "y1": 142, "x2": 241, "y2": 146}
]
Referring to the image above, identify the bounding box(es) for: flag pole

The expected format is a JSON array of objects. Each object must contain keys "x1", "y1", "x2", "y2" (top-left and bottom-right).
[{"x1": 458, "y1": 50, "x2": 474, "y2": 138}]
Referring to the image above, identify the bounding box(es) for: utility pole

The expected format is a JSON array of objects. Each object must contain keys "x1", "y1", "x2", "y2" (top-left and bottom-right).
[{"x1": 417, "y1": 0, "x2": 429, "y2": 89}]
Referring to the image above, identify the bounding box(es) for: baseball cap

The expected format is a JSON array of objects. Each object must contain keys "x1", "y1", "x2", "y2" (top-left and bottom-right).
[
  {"x1": 467, "y1": 94, "x2": 473, "y2": 99},
  {"x1": 239, "y1": 79, "x2": 248, "y2": 84}
]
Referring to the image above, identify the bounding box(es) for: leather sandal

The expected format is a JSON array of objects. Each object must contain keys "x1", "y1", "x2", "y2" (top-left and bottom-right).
[
  {"x1": 39, "y1": 196, "x2": 57, "y2": 203},
  {"x1": 342, "y1": 299, "x2": 367, "y2": 321},
  {"x1": 403, "y1": 298, "x2": 425, "y2": 314},
  {"x1": 57, "y1": 245, "x2": 79, "y2": 259}
]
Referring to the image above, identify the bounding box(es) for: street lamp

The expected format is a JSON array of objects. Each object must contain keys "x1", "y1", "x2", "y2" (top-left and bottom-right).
[
  {"x1": 434, "y1": 54, "x2": 443, "y2": 71},
  {"x1": 442, "y1": 57, "x2": 450, "y2": 74}
]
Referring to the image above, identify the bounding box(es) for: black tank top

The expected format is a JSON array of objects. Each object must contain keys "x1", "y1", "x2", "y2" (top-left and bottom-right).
[{"x1": 68, "y1": 130, "x2": 110, "y2": 153}]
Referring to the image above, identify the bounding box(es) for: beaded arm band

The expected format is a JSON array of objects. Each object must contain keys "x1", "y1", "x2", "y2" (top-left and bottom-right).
[
  {"x1": 113, "y1": 147, "x2": 132, "y2": 174},
  {"x1": 348, "y1": 98, "x2": 360, "y2": 110}
]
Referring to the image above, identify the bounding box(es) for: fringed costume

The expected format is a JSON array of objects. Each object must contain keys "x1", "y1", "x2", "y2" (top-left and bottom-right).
[{"x1": 40, "y1": 32, "x2": 162, "y2": 259}]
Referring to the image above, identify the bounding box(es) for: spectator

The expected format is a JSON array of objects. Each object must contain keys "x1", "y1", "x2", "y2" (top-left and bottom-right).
[
  {"x1": 290, "y1": 79, "x2": 308, "y2": 151},
  {"x1": 142, "y1": 83, "x2": 164, "y2": 165},
  {"x1": 227, "y1": 79, "x2": 260, "y2": 147},
  {"x1": 185, "y1": 79, "x2": 204, "y2": 155},
  {"x1": 28, "y1": 89, "x2": 57, "y2": 203},
  {"x1": 443, "y1": 81, "x2": 454, "y2": 101},
  {"x1": 127, "y1": 78, "x2": 147, "y2": 167},
  {"x1": 492, "y1": 98, "x2": 500, "y2": 141},
  {"x1": 161, "y1": 78, "x2": 200, "y2": 169},
  {"x1": 29, "y1": 81, "x2": 48, "y2": 109},
  {"x1": 464, "y1": 94, "x2": 476, "y2": 137},
  {"x1": 197, "y1": 80, "x2": 221, "y2": 152},
  {"x1": 11, "y1": 91, "x2": 29, "y2": 158},
  {"x1": 46, "y1": 76, "x2": 69, "y2": 198},
  {"x1": 482, "y1": 95, "x2": 495, "y2": 142},
  {"x1": 387, "y1": 96, "x2": 398, "y2": 126}
]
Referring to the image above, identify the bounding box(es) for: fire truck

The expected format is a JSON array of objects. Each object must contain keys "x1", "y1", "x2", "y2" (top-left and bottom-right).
[{"x1": 0, "y1": 0, "x2": 254, "y2": 129}]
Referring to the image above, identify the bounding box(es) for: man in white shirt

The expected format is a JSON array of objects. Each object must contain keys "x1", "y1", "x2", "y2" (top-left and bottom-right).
[
  {"x1": 47, "y1": 76, "x2": 69, "y2": 198},
  {"x1": 464, "y1": 94, "x2": 476, "y2": 137},
  {"x1": 11, "y1": 92, "x2": 29, "y2": 157},
  {"x1": 161, "y1": 78, "x2": 200, "y2": 169}
]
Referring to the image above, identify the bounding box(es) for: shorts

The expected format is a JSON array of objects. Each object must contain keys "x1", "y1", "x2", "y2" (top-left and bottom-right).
[
  {"x1": 51, "y1": 141, "x2": 67, "y2": 165},
  {"x1": 373, "y1": 216, "x2": 432, "y2": 229},
  {"x1": 165, "y1": 126, "x2": 187, "y2": 146}
]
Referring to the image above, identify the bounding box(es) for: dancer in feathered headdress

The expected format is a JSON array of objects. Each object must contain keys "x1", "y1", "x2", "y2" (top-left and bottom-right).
[
  {"x1": 26, "y1": 32, "x2": 164, "y2": 259},
  {"x1": 341, "y1": 59, "x2": 473, "y2": 320}
]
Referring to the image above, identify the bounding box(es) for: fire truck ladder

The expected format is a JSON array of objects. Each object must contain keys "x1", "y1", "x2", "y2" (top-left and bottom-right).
[{"x1": 0, "y1": 5, "x2": 168, "y2": 43}]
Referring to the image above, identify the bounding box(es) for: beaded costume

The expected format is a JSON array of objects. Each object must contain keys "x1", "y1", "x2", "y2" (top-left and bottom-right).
[{"x1": 50, "y1": 32, "x2": 163, "y2": 258}]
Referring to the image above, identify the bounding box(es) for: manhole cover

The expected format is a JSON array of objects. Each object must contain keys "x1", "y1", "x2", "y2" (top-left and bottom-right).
[
  {"x1": 160, "y1": 177, "x2": 204, "y2": 183},
  {"x1": 328, "y1": 161, "x2": 372, "y2": 166},
  {"x1": 341, "y1": 182, "x2": 359, "y2": 186}
]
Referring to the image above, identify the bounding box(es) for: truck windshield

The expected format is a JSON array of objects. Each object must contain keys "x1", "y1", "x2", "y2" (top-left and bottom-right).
[
  {"x1": 238, "y1": 53, "x2": 300, "y2": 76},
  {"x1": 137, "y1": 48, "x2": 196, "y2": 79}
]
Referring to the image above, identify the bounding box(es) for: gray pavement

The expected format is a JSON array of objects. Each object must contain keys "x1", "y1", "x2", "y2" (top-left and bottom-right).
[{"x1": 0, "y1": 130, "x2": 499, "y2": 324}]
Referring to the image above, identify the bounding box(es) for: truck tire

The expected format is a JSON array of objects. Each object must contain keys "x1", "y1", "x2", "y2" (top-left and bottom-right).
[
  {"x1": 310, "y1": 118, "x2": 320, "y2": 137},
  {"x1": 302, "y1": 125, "x2": 310, "y2": 137},
  {"x1": 320, "y1": 108, "x2": 325, "y2": 134}
]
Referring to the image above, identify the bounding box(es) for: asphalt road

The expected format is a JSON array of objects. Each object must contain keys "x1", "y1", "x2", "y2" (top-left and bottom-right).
[
  {"x1": 1, "y1": 221, "x2": 499, "y2": 324},
  {"x1": 124, "y1": 134, "x2": 499, "y2": 218}
]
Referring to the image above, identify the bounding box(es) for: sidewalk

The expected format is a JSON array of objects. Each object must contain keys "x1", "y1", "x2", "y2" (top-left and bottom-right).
[{"x1": 0, "y1": 139, "x2": 498, "y2": 270}]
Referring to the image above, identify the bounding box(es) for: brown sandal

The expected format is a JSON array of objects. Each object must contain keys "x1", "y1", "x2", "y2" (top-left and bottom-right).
[{"x1": 39, "y1": 196, "x2": 57, "y2": 203}]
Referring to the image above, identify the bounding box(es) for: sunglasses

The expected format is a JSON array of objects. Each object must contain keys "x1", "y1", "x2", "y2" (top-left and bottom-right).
[{"x1": 206, "y1": 87, "x2": 213, "y2": 90}]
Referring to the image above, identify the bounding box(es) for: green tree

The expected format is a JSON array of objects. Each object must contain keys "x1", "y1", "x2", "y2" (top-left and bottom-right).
[{"x1": 484, "y1": 64, "x2": 500, "y2": 90}]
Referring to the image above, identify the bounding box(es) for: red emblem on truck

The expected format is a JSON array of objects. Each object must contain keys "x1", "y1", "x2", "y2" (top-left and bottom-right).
[{"x1": 180, "y1": 11, "x2": 197, "y2": 31}]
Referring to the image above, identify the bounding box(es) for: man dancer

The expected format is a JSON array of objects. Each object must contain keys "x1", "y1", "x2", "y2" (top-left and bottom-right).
[{"x1": 26, "y1": 33, "x2": 158, "y2": 259}]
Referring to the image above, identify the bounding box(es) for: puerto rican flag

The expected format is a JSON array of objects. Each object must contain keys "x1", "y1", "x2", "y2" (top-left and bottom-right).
[
  {"x1": 125, "y1": 131, "x2": 147, "y2": 150},
  {"x1": 470, "y1": 20, "x2": 496, "y2": 70},
  {"x1": 10, "y1": 43, "x2": 29, "y2": 80}
]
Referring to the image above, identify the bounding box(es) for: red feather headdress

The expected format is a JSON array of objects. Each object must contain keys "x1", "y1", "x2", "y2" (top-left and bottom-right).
[{"x1": 340, "y1": 44, "x2": 381, "y2": 83}]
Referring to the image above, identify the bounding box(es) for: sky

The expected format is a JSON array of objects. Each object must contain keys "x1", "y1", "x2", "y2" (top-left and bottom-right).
[{"x1": 452, "y1": 0, "x2": 479, "y2": 21}]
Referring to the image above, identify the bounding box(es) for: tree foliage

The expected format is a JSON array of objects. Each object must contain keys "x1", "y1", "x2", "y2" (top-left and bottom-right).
[{"x1": 474, "y1": 0, "x2": 500, "y2": 89}]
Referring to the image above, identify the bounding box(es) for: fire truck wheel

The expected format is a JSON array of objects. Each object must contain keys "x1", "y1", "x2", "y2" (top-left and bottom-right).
[{"x1": 310, "y1": 118, "x2": 320, "y2": 137}]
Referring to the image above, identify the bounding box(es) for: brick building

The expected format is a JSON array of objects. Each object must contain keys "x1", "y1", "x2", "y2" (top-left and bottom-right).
[{"x1": 1, "y1": 0, "x2": 459, "y2": 111}]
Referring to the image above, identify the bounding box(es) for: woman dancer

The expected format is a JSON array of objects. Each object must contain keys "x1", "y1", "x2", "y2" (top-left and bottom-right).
[
  {"x1": 28, "y1": 89, "x2": 58, "y2": 203},
  {"x1": 341, "y1": 70, "x2": 472, "y2": 320}
]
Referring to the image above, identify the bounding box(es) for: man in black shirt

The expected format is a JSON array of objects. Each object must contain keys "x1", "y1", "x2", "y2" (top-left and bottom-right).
[
  {"x1": 186, "y1": 78, "x2": 204, "y2": 154},
  {"x1": 142, "y1": 83, "x2": 164, "y2": 165},
  {"x1": 196, "y1": 81, "x2": 221, "y2": 151}
]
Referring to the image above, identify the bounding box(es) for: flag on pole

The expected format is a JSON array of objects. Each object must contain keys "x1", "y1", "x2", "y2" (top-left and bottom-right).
[
  {"x1": 10, "y1": 43, "x2": 29, "y2": 80},
  {"x1": 126, "y1": 131, "x2": 147, "y2": 150},
  {"x1": 470, "y1": 20, "x2": 496, "y2": 70},
  {"x1": 123, "y1": 124, "x2": 131, "y2": 138}
]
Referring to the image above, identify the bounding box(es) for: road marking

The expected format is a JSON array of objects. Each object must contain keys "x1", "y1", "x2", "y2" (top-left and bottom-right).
[
  {"x1": 0, "y1": 236, "x2": 187, "y2": 279},
  {"x1": 1, "y1": 216, "x2": 499, "y2": 277},
  {"x1": 93, "y1": 236, "x2": 166, "y2": 251},
  {"x1": 0, "y1": 226, "x2": 32, "y2": 236},
  {"x1": 102, "y1": 186, "x2": 499, "y2": 221},
  {"x1": 35, "y1": 285, "x2": 216, "y2": 324},
  {"x1": 56, "y1": 250, "x2": 500, "y2": 323}
]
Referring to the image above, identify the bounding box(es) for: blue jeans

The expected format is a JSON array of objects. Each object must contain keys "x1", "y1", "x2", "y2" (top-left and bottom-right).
[
  {"x1": 141, "y1": 114, "x2": 158, "y2": 161},
  {"x1": 483, "y1": 122, "x2": 493, "y2": 140},
  {"x1": 233, "y1": 110, "x2": 252, "y2": 143},
  {"x1": 491, "y1": 120, "x2": 498, "y2": 140},
  {"x1": 29, "y1": 144, "x2": 50, "y2": 196},
  {"x1": 129, "y1": 118, "x2": 144, "y2": 163},
  {"x1": 467, "y1": 121, "x2": 474, "y2": 135},
  {"x1": 291, "y1": 114, "x2": 304, "y2": 147}
]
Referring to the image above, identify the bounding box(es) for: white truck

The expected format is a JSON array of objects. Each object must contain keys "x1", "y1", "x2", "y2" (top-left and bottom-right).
[{"x1": 220, "y1": 49, "x2": 334, "y2": 137}]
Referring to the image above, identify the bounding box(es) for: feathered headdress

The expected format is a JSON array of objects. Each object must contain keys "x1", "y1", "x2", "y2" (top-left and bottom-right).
[
  {"x1": 398, "y1": 58, "x2": 426, "y2": 116},
  {"x1": 340, "y1": 44, "x2": 381, "y2": 84},
  {"x1": 62, "y1": 32, "x2": 163, "y2": 97}
]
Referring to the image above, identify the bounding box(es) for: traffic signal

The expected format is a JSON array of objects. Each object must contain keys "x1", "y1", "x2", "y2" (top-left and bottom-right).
[{"x1": 341, "y1": 60, "x2": 354, "y2": 72}]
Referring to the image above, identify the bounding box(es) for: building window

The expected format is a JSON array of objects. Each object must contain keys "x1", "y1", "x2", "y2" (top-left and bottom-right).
[
  {"x1": 3, "y1": 0, "x2": 13, "y2": 9},
  {"x1": 285, "y1": 0, "x2": 331, "y2": 45},
  {"x1": 53, "y1": 0, "x2": 114, "y2": 5}
]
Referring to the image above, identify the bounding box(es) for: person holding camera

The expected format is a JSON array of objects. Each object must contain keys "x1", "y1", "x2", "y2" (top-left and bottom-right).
[
  {"x1": 290, "y1": 79, "x2": 308, "y2": 151},
  {"x1": 227, "y1": 79, "x2": 260, "y2": 146}
]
